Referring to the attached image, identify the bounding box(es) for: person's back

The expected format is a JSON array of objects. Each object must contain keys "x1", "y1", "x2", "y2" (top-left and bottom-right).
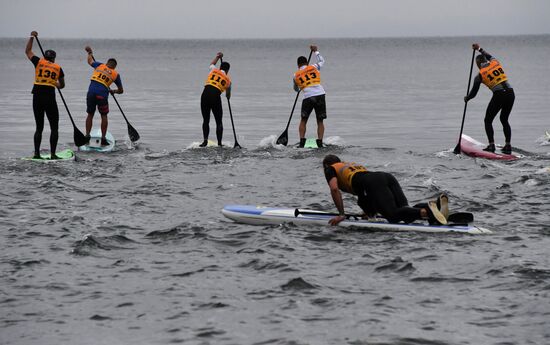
[
  {"x1": 464, "y1": 43, "x2": 514, "y2": 154},
  {"x1": 84, "y1": 46, "x2": 123, "y2": 145},
  {"x1": 25, "y1": 31, "x2": 65, "y2": 159},
  {"x1": 199, "y1": 52, "x2": 231, "y2": 147},
  {"x1": 294, "y1": 45, "x2": 326, "y2": 148}
]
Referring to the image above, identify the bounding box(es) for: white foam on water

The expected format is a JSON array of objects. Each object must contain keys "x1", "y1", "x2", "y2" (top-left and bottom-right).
[{"x1": 258, "y1": 135, "x2": 285, "y2": 150}]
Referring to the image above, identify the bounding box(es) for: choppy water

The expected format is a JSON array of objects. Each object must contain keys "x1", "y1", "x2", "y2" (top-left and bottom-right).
[{"x1": 1, "y1": 36, "x2": 549, "y2": 345}]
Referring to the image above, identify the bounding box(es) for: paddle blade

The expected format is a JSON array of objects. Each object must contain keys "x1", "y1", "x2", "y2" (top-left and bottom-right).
[
  {"x1": 276, "y1": 130, "x2": 288, "y2": 146},
  {"x1": 453, "y1": 143, "x2": 461, "y2": 154},
  {"x1": 448, "y1": 212, "x2": 474, "y2": 224},
  {"x1": 233, "y1": 142, "x2": 242, "y2": 149},
  {"x1": 73, "y1": 127, "x2": 88, "y2": 147},
  {"x1": 127, "y1": 124, "x2": 140, "y2": 142}
]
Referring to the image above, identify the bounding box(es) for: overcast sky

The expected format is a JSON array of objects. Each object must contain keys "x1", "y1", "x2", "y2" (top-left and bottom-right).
[{"x1": 1, "y1": 0, "x2": 549, "y2": 39}]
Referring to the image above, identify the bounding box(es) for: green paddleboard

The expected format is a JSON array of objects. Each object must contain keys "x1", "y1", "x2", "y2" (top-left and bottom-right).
[
  {"x1": 303, "y1": 138, "x2": 319, "y2": 148},
  {"x1": 22, "y1": 149, "x2": 75, "y2": 161}
]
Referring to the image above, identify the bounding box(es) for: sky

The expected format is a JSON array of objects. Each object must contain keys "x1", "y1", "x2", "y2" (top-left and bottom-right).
[{"x1": 1, "y1": 0, "x2": 549, "y2": 39}]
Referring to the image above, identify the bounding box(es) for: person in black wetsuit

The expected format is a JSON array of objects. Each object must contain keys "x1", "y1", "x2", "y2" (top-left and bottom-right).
[
  {"x1": 322, "y1": 155, "x2": 448, "y2": 226},
  {"x1": 464, "y1": 43, "x2": 515, "y2": 154},
  {"x1": 25, "y1": 31, "x2": 65, "y2": 159},
  {"x1": 200, "y1": 52, "x2": 232, "y2": 147}
]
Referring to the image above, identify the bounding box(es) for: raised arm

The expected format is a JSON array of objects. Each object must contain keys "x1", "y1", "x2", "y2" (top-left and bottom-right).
[
  {"x1": 473, "y1": 43, "x2": 494, "y2": 61},
  {"x1": 85, "y1": 46, "x2": 95, "y2": 66},
  {"x1": 210, "y1": 52, "x2": 223, "y2": 67},
  {"x1": 25, "y1": 31, "x2": 38, "y2": 60},
  {"x1": 310, "y1": 45, "x2": 325, "y2": 69}
]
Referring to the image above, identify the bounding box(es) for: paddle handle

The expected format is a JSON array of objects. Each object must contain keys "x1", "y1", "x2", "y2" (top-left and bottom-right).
[
  {"x1": 220, "y1": 57, "x2": 241, "y2": 148},
  {"x1": 282, "y1": 49, "x2": 314, "y2": 132},
  {"x1": 454, "y1": 49, "x2": 476, "y2": 154},
  {"x1": 89, "y1": 54, "x2": 129, "y2": 124},
  {"x1": 34, "y1": 36, "x2": 78, "y2": 128}
]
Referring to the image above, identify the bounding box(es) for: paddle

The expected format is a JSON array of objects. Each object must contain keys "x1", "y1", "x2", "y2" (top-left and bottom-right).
[
  {"x1": 34, "y1": 36, "x2": 88, "y2": 147},
  {"x1": 90, "y1": 55, "x2": 140, "y2": 142},
  {"x1": 294, "y1": 209, "x2": 474, "y2": 224},
  {"x1": 220, "y1": 57, "x2": 241, "y2": 148},
  {"x1": 275, "y1": 49, "x2": 314, "y2": 146},
  {"x1": 294, "y1": 209, "x2": 362, "y2": 220},
  {"x1": 453, "y1": 48, "x2": 476, "y2": 154}
]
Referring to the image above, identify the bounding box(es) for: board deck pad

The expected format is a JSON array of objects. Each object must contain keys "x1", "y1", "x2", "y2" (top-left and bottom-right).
[
  {"x1": 460, "y1": 134, "x2": 519, "y2": 161},
  {"x1": 303, "y1": 138, "x2": 319, "y2": 148},
  {"x1": 222, "y1": 205, "x2": 492, "y2": 234},
  {"x1": 78, "y1": 129, "x2": 115, "y2": 152},
  {"x1": 22, "y1": 149, "x2": 75, "y2": 161}
]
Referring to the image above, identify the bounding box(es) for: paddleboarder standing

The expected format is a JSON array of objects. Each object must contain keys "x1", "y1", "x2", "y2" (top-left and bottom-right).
[
  {"x1": 322, "y1": 155, "x2": 448, "y2": 226},
  {"x1": 84, "y1": 46, "x2": 123, "y2": 146},
  {"x1": 25, "y1": 31, "x2": 65, "y2": 159},
  {"x1": 199, "y1": 52, "x2": 231, "y2": 147},
  {"x1": 464, "y1": 43, "x2": 514, "y2": 154},
  {"x1": 294, "y1": 45, "x2": 326, "y2": 148}
]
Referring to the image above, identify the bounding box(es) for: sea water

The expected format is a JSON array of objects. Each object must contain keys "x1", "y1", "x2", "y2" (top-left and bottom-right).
[{"x1": 1, "y1": 36, "x2": 549, "y2": 344}]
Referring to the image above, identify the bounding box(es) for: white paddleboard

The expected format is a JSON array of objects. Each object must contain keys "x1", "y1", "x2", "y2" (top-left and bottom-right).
[
  {"x1": 222, "y1": 205, "x2": 492, "y2": 234},
  {"x1": 78, "y1": 129, "x2": 115, "y2": 152}
]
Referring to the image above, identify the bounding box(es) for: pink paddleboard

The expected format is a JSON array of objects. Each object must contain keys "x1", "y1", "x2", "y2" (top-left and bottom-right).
[{"x1": 459, "y1": 134, "x2": 519, "y2": 161}]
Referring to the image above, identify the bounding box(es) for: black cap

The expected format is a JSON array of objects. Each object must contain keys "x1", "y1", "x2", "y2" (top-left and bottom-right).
[
  {"x1": 44, "y1": 50, "x2": 56, "y2": 60},
  {"x1": 220, "y1": 61, "x2": 230, "y2": 72}
]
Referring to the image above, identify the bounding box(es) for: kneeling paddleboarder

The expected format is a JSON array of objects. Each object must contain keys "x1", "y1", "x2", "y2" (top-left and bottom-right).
[{"x1": 322, "y1": 155, "x2": 448, "y2": 226}]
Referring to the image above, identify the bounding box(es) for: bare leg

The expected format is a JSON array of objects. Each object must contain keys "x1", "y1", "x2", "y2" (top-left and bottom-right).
[
  {"x1": 100, "y1": 115, "x2": 108, "y2": 139},
  {"x1": 85, "y1": 113, "x2": 94, "y2": 136},
  {"x1": 299, "y1": 118, "x2": 307, "y2": 139},
  {"x1": 317, "y1": 119, "x2": 325, "y2": 140}
]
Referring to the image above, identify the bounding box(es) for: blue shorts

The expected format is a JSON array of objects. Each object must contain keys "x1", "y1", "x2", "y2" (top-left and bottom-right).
[{"x1": 86, "y1": 93, "x2": 109, "y2": 116}]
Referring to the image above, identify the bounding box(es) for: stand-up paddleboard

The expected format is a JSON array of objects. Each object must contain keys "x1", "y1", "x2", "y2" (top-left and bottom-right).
[
  {"x1": 188, "y1": 140, "x2": 228, "y2": 149},
  {"x1": 22, "y1": 149, "x2": 75, "y2": 162},
  {"x1": 295, "y1": 138, "x2": 322, "y2": 148},
  {"x1": 303, "y1": 138, "x2": 320, "y2": 148},
  {"x1": 460, "y1": 134, "x2": 519, "y2": 161},
  {"x1": 78, "y1": 129, "x2": 115, "y2": 152},
  {"x1": 222, "y1": 205, "x2": 492, "y2": 234}
]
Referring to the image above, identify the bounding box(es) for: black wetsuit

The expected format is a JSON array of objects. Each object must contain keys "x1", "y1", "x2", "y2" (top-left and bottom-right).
[
  {"x1": 325, "y1": 167, "x2": 422, "y2": 224},
  {"x1": 466, "y1": 50, "x2": 515, "y2": 144},
  {"x1": 30, "y1": 56, "x2": 64, "y2": 155},
  {"x1": 200, "y1": 85, "x2": 223, "y2": 144}
]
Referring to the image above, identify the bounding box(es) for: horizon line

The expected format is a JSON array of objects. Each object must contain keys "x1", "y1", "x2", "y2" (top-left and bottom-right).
[{"x1": 1, "y1": 33, "x2": 549, "y2": 41}]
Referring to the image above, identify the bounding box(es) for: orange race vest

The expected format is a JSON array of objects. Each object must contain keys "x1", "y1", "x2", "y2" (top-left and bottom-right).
[
  {"x1": 480, "y1": 59, "x2": 508, "y2": 89},
  {"x1": 294, "y1": 65, "x2": 321, "y2": 90},
  {"x1": 332, "y1": 162, "x2": 368, "y2": 194},
  {"x1": 34, "y1": 58, "x2": 61, "y2": 87},
  {"x1": 90, "y1": 64, "x2": 119, "y2": 88},
  {"x1": 205, "y1": 68, "x2": 231, "y2": 93}
]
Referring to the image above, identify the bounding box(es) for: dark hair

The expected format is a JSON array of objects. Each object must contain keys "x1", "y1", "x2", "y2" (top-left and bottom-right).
[
  {"x1": 107, "y1": 58, "x2": 117, "y2": 66},
  {"x1": 297, "y1": 56, "x2": 307, "y2": 66},
  {"x1": 475, "y1": 55, "x2": 487, "y2": 67},
  {"x1": 323, "y1": 154, "x2": 341, "y2": 168},
  {"x1": 44, "y1": 49, "x2": 56, "y2": 62},
  {"x1": 220, "y1": 61, "x2": 230, "y2": 72}
]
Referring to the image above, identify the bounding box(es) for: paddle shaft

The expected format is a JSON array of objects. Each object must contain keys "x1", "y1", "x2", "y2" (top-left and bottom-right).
[
  {"x1": 90, "y1": 54, "x2": 140, "y2": 142},
  {"x1": 220, "y1": 57, "x2": 241, "y2": 148},
  {"x1": 295, "y1": 209, "x2": 362, "y2": 219},
  {"x1": 295, "y1": 209, "x2": 474, "y2": 224},
  {"x1": 276, "y1": 49, "x2": 314, "y2": 145},
  {"x1": 454, "y1": 49, "x2": 476, "y2": 154},
  {"x1": 34, "y1": 36, "x2": 86, "y2": 146}
]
